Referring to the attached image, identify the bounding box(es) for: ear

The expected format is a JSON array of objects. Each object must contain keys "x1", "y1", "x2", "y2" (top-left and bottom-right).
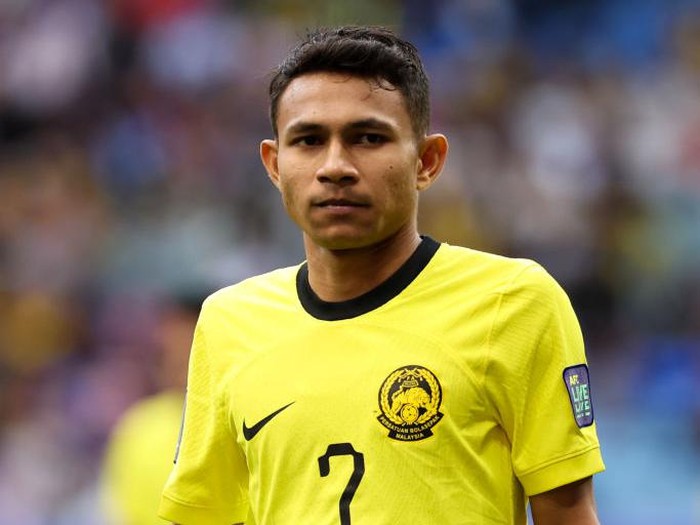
[
  {"x1": 260, "y1": 139, "x2": 280, "y2": 189},
  {"x1": 416, "y1": 133, "x2": 448, "y2": 191}
]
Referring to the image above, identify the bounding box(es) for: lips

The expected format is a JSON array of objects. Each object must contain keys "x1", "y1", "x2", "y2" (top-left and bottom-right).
[{"x1": 314, "y1": 197, "x2": 369, "y2": 208}]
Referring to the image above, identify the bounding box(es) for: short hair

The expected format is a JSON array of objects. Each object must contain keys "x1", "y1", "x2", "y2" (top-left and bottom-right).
[{"x1": 268, "y1": 25, "x2": 430, "y2": 139}]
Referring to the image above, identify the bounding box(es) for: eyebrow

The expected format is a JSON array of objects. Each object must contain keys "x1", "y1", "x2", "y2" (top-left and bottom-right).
[
  {"x1": 345, "y1": 118, "x2": 395, "y2": 132},
  {"x1": 284, "y1": 117, "x2": 396, "y2": 136}
]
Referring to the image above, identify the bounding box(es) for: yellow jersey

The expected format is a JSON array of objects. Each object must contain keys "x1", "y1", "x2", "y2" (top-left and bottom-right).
[
  {"x1": 159, "y1": 237, "x2": 604, "y2": 524},
  {"x1": 102, "y1": 391, "x2": 185, "y2": 525}
]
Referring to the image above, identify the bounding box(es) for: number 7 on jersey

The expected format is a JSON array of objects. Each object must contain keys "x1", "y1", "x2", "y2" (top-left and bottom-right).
[{"x1": 318, "y1": 443, "x2": 365, "y2": 525}]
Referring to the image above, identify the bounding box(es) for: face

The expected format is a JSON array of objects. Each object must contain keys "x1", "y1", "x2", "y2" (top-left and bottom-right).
[{"x1": 261, "y1": 72, "x2": 447, "y2": 251}]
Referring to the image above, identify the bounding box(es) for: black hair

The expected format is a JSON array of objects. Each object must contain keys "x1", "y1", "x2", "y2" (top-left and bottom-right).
[{"x1": 268, "y1": 25, "x2": 430, "y2": 139}]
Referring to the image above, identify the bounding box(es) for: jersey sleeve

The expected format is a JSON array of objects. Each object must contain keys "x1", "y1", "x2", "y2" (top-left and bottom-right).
[
  {"x1": 484, "y1": 262, "x2": 605, "y2": 496},
  {"x1": 158, "y1": 307, "x2": 249, "y2": 524}
]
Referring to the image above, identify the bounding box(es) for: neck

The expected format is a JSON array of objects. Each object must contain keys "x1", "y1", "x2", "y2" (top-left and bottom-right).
[{"x1": 303, "y1": 228, "x2": 422, "y2": 302}]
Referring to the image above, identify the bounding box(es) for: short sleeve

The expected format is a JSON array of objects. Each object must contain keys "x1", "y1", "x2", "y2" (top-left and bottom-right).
[
  {"x1": 158, "y1": 309, "x2": 249, "y2": 524},
  {"x1": 484, "y1": 263, "x2": 605, "y2": 496}
]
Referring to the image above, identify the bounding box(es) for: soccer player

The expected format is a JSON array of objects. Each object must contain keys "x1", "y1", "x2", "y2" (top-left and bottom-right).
[
  {"x1": 101, "y1": 294, "x2": 200, "y2": 524},
  {"x1": 158, "y1": 26, "x2": 605, "y2": 524}
]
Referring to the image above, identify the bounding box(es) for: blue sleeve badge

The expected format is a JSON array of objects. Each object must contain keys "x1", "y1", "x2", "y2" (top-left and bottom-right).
[{"x1": 563, "y1": 364, "x2": 594, "y2": 428}]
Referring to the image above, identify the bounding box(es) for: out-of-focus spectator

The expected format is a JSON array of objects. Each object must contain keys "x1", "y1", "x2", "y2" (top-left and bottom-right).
[
  {"x1": 99, "y1": 293, "x2": 201, "y2": 525},
  {"x1": 0, "y1": 137, "x2": 109, "y2": 296},
  {"x1": 1, "y1": 0, "x2": 108, "y2": 115}
]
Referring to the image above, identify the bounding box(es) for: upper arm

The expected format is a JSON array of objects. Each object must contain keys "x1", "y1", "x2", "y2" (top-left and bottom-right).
[
  {"x1": 485, "y1": 264, "x2": 605, "y2": 494},
  {"x1": 159, "y1": 315, "x2": 249, "y2": 523},
  {"x1": 530, "y1": 476, "x2": 600, "y2": 525}
]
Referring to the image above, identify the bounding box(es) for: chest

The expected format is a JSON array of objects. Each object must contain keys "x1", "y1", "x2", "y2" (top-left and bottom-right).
[{"x1": 225, "y1": 321, "x2": 494, "y2": 453}]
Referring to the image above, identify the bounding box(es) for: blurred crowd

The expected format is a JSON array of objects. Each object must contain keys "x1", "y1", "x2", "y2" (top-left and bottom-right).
[{"x1": 0, "y1": 0, "x2": 698, "y2": 523}]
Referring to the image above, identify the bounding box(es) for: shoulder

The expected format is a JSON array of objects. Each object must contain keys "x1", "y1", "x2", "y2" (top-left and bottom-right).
[
  {"x1": 202, "y1": 264, "x2": 302, "y2": 314},
  {"x1": 430, "y1": 241, "x2": 557, "y2": 294},
  {"x1": 424, "y1": 242, "x2": 575, "y2": 322},
  {"x1": 111, "y1": 391, "x2": 185, "y2": 434},
  {"x1": 105, "y1": 392, "x2": 185, "y2": 462}
]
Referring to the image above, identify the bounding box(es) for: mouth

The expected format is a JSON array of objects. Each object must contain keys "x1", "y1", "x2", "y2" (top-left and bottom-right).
[{"x1": 314, "y1": 198, "x2": 369, "y2": 208}]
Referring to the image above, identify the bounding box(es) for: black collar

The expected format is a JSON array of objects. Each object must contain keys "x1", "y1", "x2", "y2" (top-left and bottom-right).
[{"x1": 296, "y1": 236, "x2": 440, "y2": 321}]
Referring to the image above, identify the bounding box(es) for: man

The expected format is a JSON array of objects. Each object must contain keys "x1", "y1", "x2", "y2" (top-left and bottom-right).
[
  {"x1": 159, "y1": 25, "x2": 605, "y2": 524},
  {"x1": 101, "y1": 293, "x2": 200, "y2": 524}
]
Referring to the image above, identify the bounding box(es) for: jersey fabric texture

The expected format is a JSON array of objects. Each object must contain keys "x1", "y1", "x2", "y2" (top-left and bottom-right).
[{"x1": 158, "y1": 237, "x2": 605, "y2": 525}]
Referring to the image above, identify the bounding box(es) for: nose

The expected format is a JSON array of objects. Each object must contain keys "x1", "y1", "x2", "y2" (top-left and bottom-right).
[{"x1": 316, "y1": 139, "x2": 359, "y2": 185}]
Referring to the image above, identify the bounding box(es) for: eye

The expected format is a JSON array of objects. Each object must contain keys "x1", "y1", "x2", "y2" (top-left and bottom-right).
[
  {"x1": 291, "y1": 135, "x2": 323, "y2": 147},
  {"x1": 357, "y1": 133, "x2": 387, "y2": 145}
]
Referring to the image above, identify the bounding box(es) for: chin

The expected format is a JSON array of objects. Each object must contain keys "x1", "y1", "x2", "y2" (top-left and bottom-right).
[
  {"x1": 310, "y1": 232, "x2": 377, "y2": 251},
  {"x1": 319, "y1": 239, "x2": 368, "y2": 251}
]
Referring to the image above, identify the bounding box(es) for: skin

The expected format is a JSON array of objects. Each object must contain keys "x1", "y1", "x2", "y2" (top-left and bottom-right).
[
  {"x1": 530, "y1": 476, "x2": 601, "y2": 525},
  {"x1": 260, "y1": 72, "x2": 447, "y2": 301},
  {"x1": 173, "y1": 71, "x2": 599, "y2": 524}
]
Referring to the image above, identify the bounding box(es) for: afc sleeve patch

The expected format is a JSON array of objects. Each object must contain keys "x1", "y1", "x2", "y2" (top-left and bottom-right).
[{"x1": 563, "y1": 364, "x2": 594, "y2": 428}]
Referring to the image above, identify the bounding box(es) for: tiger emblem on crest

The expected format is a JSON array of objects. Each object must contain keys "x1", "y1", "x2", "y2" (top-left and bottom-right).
[{"x1": 377, "y1": 365, "x2": 443, "y2": 441}]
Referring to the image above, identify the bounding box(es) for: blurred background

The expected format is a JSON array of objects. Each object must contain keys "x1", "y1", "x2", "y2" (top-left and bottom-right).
[{"x1": 0, "y1": 0, "x2": 698, "y2": 523}]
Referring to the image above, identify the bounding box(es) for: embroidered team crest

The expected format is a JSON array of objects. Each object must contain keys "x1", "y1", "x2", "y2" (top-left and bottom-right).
[
  {"x1": 563, "y1": 364, "x2": 594, "y2": 428},
  {"x1": 377, "y1": 365, "x2": 443, "y2": 441}
]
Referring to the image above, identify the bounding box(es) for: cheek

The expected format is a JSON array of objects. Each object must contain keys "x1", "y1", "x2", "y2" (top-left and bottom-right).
[
  {"x1": 278, "y1": 180, "x2": 297, "y2": 208},
  {"x1": 277, "y1": 177, "x2": 307, "y2": 221},
  {"x1": 384, "y1": 166, "x2": 417, "y2": 202}
]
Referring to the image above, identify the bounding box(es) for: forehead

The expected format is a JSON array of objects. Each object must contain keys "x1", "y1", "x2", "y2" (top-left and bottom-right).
[{"x1": 276, "y1": 72, "x2": 412, "y2": 133}]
